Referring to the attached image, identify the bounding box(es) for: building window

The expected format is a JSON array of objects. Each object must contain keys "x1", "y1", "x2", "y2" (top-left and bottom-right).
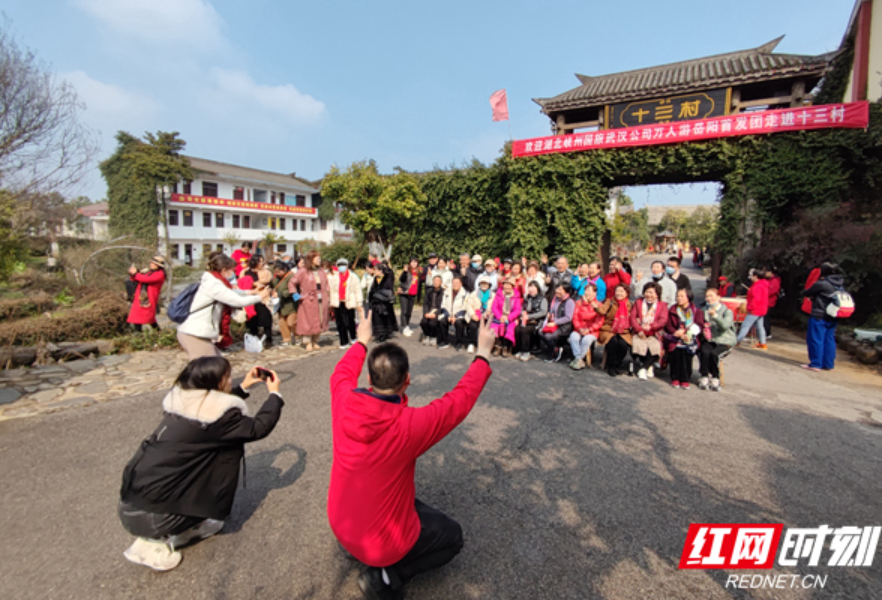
[
  {"x1": 300, "y1": 219, "x2": 306, "y2": 231},
  {"x1": 277, "y1": 244, "x2": 287, "y2": 253},
  {"x1": 202, "y1": 244, "x2": 212, "y2": 257},
  {"x1": 320, "y1": 218, "x2": 327, "y2": 230},
  {"x1": 216, "y1": 213, "x2": 224, "y2": 228},
  {"x1": 295, "y1": 194, "x2": 306, "y2": 207},
  {"x1": 184, "y1": 244, "x2": 193, "y2": 265},
  {"x1": 203, "y1": 212, "x2": 212, "y2": 227},
  {"x1": 271, "y1": 191, "x2": 277, "y2": 204},
  {"x1": 279, "y1": 218, "x2": 285, "y2": 230},
  {"x1": 233, "y1": 214, "x2": 240, "y2": 228},
  {"x1": 270, "y1": 217, "x2": 276, "y2": 230},
  {"x1": 171, "y1": 244, "x2": 179, "y2": 259},
  {"x1": 243, "y1": 215, "x2": 251, "y2": 229},
  {"x1": 280, "y1": 192, "x2": 285, "y2": 204},
  {"x1": 183, "y1": 181, "x2": 191, "y2": 194},
  {"x1": 171, "y1": 182, "x2": 177, "y2": 194},
  {"x1": 216, "y1": 244, "x2": 224, "y2": 252},
  {"x1": 310, "y1": 220, "x2": 316, "y2": 231},
  {"x1": 168, "y1": 210, "x2": 179, "y2": 226},
  {"x1": 233, "y1": 186, "x2": 244, "y2": 200},
  {"x1": 183, "y1": 211, "x2": 193, "y2": 226},
  {"x1": 202, "y1": 181, "x2": 218, "y2": 197}
]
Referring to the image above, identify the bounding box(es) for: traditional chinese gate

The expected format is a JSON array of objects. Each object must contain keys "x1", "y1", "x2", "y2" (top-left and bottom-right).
[{"x1": 513, "y1": 37, "x2": 868, "y2": 281}]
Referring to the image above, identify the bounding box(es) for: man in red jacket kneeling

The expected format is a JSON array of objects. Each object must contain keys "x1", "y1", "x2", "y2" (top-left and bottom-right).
[{"x1": 328, "y1": 309, "x2": 495, "y2": 600}]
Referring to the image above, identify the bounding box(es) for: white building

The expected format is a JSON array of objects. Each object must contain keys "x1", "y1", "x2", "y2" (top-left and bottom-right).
[
  {"x1": 843, "y1": 0, "x2": 882, "y2": 103},
  {"x1": 164, "y1": 157, "x2": 350, "y2": 265},
  {"x1": 62, "y1": 202, "x2": 110, "y2": 241}
]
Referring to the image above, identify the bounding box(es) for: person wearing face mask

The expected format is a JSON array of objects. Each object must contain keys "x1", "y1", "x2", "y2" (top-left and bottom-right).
[
  {"x1": 632, "y1": 261, "x2": 677, "y2": 306},
  {"x1": 461, "y1": 254, "x2": 484, "y2": 293},
  {"x1": 329, "y1": 258, "x2": 364, "y2": 350},
  {"x1": 666, "y1": 257, "x2": 692, "y2": 292},
  {"x1": 177, "y1": 254, "x2": 268, "y2": 360},
  {"x1": 475, "y1": 259, "x2": 499, "y2": 292}
]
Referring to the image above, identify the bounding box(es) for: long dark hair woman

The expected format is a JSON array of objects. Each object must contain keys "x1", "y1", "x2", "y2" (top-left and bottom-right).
[
  {"x1": 369, "y1": 261, "x2": 398, "y2": 342},
  {"x1": 118, "y1": 357, "x2": 284, "y2": 571}
]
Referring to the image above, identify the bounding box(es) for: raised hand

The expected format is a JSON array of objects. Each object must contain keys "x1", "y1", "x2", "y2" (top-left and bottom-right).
[
  {"x1": 357, "y1": 307, "x2": 373, "y2": 346},
  {"x1": 476, "y1": 312, "x2": 496, "y2": 359}
]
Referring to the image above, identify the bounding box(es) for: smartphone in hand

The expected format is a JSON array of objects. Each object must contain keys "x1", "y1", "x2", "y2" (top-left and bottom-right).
[{"x1": 255, "y1": 367, "x2": 275, "y2": 382}]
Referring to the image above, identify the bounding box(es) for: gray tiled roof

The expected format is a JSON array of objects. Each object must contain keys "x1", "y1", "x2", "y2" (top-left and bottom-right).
[
  {"x1": 535, "y1": 37, "x2": 833, "y2": 112},
  {"x1": 186, "y1": 156, "x2": 318, "y2": 191}
]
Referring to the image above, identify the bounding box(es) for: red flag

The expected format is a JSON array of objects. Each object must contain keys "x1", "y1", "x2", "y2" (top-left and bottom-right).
[{"x1": 490, "y1": 89, "x2": 509, "y2": 122}]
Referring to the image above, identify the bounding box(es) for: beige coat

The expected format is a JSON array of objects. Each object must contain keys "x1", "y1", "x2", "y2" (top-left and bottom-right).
[{"x1": 328, "y1": 271, "x2": 364, "y2": 309}]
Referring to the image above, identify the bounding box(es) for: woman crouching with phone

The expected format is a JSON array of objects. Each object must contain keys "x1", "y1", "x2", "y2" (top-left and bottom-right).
[{"x1": 117, "y1": 357, "x2": 283, "y2": 570}]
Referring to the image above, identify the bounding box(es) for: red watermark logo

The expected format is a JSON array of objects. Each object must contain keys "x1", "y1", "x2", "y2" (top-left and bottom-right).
[{"x1": 680, "y1": 524, "x2": 783, "y2": 569}]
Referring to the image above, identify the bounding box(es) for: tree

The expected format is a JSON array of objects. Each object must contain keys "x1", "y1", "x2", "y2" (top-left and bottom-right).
[
  {"x1": 100, "y1": 131, "x2": 193, "y2": 248},
  {"x1": 260, "y1": 232, "x2": 285, "y2": 262},
  {"x1": 681, "y1": 206, "x2": 719, "y2": 248},
  {"x1": 611, "y1": 207, "x2": 650, "y2": 248},
  {"x1": 0, "y1": 190, "x2": 26, "y2": 280},
  {"x1": 321, "y1": 161, "x2": 426, "y2": 261},
  {"x1": 618, "y1": 192, "x2": 634, "y2": 207},
  {"x1": 222, "y1": 230, "x2": 241, "y2": 253},
  {"x1": 656, "y1": 209, "x2": 688, "y2": 238},
  {"x1": 0, "y1": 21, "x2": 98, "y2": 197}
]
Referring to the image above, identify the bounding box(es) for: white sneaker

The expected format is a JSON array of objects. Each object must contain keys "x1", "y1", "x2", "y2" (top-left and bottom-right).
[
  {"x1": 339, "y1": 343, "x2": 352, "y2": 351},
  {"x1": 710, "y1": 378, "x2": 721, "y2": 391},
  {"x1": 168, "y1": 519, "x2": 225, "y2": 550},
  {"x1": 403, "y1": 327, "x2": 413, "y2": 337},
  {"x1": 520, "y1": 352, "x2": 531, "y2": 362},
  {"x1": 637, "y1": 368, "x2": 647, "y2": 381},
  {"x1": 430, "y1": 338, "x2": 437, "y2": 347},
  {"x1": 123, "y1": 538, "x2": 182, "y2": 571},
  {"x1": 698, "y1": 377, "x2": 710, "y2": 390},
  {"x1": 467, "y1": 344, "x2": 475, "y2": 354},
  {"x1": 647, "y1": 366, "x2": 655, "y2": 379}
]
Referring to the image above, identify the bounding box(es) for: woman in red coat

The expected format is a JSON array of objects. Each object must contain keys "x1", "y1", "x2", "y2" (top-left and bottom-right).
[
  {"x1": 630, "y1": 281, "x2": 669, "y2": 381},
  {"x1": 127, "y1": 256, "x2": 167, "y2": 331}
]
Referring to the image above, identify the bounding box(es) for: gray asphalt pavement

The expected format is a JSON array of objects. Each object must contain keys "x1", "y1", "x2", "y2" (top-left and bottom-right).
[{"x1": 1, "y1": 260, "x2": 881, "y2": 599}]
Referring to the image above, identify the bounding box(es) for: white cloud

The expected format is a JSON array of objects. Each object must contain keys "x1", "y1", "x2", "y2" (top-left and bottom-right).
[
  {"x1": 209, "y1": 68, "x2": 327, "y2": 126},
  {"x1": 63, "y1": 70, "x2": 161, "y2": 118},
  {"x1": 73, "y1": 0, "x2": 224, "y2": 52}
]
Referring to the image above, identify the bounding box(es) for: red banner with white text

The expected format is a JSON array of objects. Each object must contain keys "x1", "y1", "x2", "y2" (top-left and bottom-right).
[{"x1": 512, "y1": 101, "x2": 870, "y2": 158}]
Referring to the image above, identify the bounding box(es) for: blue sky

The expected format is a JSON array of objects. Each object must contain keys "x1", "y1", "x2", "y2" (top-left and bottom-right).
[{"x1": 3, "y1": 0, "x2": 856, "y2": 206}]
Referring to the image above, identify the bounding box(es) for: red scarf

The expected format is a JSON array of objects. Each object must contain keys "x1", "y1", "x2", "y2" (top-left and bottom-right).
[
  {"x1": 611, "y1": 300, "x2": 630, "y2": 334},
  {"x1": 210, "y1": 271, "x2": 233, "y2": 348},
  {"x1": 339, "y1": 270, "x2": 349, "y2": 301}
]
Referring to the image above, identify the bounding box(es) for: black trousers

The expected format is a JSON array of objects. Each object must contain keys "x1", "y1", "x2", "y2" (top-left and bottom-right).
[
  {"x1": 118, "y1": 500, "x2": 202, "y2": 541},
  {"x1": 669, "y1": 348, "x2": 695, "y2": 383},
  {"x1": 399, "y1": 295, "x2": 415, "y2": 329},
  {"x1": 698, "y1": 341, "x2": 730, "y2": 378},
  {"x1": 452, "y1": 318, "x2": 469, "y2": 346},
  {"x1": 539, "y1": 330, "x2": 565, "y2": 359},
  {"x1": 515, "y1": 324, "x2": 537, "y2": 353},
  {"x1": 467, "y1": 321, "x2": 479, "y2": 346},
  {"x1": 336, "y1": 307, "x2": 357, "y2": 346},
  {"x1": 632, "y1": 350, "x2": 658, "y2": 371},
  {"x1": 247, "y1": 303, "x2": 273, "y2": 344},
  {"x1": 420, "y1": 316, "x2": 449, "y2": 343},
  {"x1": 386, "y1": 499, "x2": 463, "y2": 586},
  {"x1": 605, "y1": 335, "x2": 630, "y2": 372}
]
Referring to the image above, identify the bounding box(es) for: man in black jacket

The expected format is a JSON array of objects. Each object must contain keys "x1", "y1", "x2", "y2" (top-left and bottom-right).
[
  {"x1": 419, "y1": 275, "x2": 449, "y2": 348},
  {"x1": 118, "y1": 360, "x2": 283, "y2": 571},
  {"x1": 456, "y1": 253, "x2": 484, "y2": 293}
]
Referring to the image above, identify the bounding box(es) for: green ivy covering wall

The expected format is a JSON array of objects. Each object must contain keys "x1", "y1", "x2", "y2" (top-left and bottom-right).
[{"x1": 393, "y1": 104, "x2": 882, "y2": 271}]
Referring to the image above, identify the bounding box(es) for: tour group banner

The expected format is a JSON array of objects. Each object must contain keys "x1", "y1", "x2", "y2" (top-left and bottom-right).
[{"x1": 511, "y1": 101, "x2": 870, "y2": 158}]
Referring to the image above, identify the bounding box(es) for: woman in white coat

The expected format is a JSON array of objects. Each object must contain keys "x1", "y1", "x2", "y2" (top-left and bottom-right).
[
  {"x1": 328, "y1": 258, "x2": 365, "y2": 349},
  {"x1": 177, "y1": 254, "x2": 268, "y2": 360}
]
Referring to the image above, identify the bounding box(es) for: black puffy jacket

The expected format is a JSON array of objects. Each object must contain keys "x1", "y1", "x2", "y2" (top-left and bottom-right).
[
  {"x1": 120, "y1": 386, "x2": 283, "y2": 520},
  {"x1": 803, "y1": 274, "x2": 845, "y2": 320}
]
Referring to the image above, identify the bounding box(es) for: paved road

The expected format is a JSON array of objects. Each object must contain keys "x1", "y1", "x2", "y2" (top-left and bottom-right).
[{"x1": 1, "y1": 260, "x2": 881, "y2": 599}]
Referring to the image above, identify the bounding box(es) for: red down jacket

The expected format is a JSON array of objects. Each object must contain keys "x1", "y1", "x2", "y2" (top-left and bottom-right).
[{"x1": 327, "y1": 343, "x2": 492, "y2": 567}]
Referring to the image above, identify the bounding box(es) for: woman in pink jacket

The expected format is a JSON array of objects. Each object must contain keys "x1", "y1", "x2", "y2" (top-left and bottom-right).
[
  {"x1": 490, "y1": 279, "x2": 522, "y2": 358},
  {"x1": 629, "y1": 281, "x2": 669, "y2": 380}
]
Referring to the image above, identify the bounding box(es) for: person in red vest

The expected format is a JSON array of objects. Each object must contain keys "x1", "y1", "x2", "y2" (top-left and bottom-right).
[
  {"x1": 127, "y1": 256, "x2": 167, "y2": 331},
  {"x1": 328, "y1": 311, "x2": 495, "y2": 600},
  {"x1": 604, "y1": 256, "x2": 632, "y2": 292},
  {"x1": 231, "y1": 242, "x2": 252, "y2": 277}
]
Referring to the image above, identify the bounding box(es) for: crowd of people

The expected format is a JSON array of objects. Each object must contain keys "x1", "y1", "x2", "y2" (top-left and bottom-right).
[
  {"x1": 125, "y1": 242, "x2": 845, "y2": 387},
  {"x1": 116, "y1": 242, "x2": 851, "y2": 599}
]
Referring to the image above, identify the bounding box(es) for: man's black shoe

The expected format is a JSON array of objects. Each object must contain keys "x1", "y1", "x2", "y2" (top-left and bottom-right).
[{"x1": 357, "y1": 568, "x2": 404, "y2": 600}]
